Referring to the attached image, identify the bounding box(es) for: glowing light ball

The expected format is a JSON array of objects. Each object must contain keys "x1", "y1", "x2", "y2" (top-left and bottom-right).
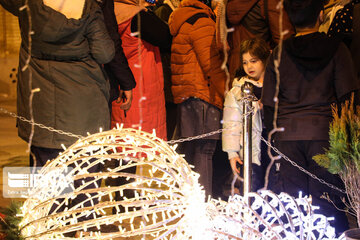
[
  {"x1": 19, "y1": 127, "x2": 338, "y2": 239},
  {"x1": 210, "y1": 191, "x2": 338, "y2": 239},
  {"x1": 20, "y1": 127, "x2": 207, "y2": 239}
]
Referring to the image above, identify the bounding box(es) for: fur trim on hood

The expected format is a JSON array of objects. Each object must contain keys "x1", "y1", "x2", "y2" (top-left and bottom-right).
[{"x1": 114, "y1": 0, "x2": 145, "y2": 24}]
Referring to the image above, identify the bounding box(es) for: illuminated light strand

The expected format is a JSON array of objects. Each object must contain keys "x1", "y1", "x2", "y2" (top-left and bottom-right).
[
  {"x1": 18, "y1": 1, "x2": 40, "y2": 154},
  {"x1": 263, "y1": 0, "x2": 287, "y2": 190},
  {"x1": 18, "y1": 128, "x2": 338, "y2": 240},
  {"x1": 0, "y1": 106, "x2": 345, "y2": 194}
]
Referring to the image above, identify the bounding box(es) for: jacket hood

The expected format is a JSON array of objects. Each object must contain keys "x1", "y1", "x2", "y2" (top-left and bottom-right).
[
  {"x1": 283, "y1": 32, "x2": 341, "y2": 71},
  {"x1": 33, "y1": 0, "x2": 99, "y2": 43},
  {"x1": 114, "y1": 0, "x2": 145, "y2": 24},
  {"x1": 168, "y1": 0, "x2": 215, "y2": 36}
]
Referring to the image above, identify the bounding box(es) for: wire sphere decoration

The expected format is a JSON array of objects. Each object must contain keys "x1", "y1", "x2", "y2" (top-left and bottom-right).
[{"x1": 19, "y1": 126, "x2": 339, "y2": 240}]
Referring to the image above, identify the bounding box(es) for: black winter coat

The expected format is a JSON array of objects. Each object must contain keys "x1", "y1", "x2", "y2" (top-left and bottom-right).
[
  {"x1": 98, "y1": 0, "x2": 136, "y2": 103},
  {"x1": 0, "y1": 0, "x2": 115, "y2": 148}
]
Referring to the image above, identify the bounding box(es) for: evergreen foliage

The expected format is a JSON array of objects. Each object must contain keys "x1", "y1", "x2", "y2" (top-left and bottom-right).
[
  {"x1": 0, "y1": 201, "x2": 24, "y2": 240},
  {"x1": 313, "y1": 96, "x2": 360, "y2": 226},
  {"x1": 313, "y1": 97, "x2": 360, "y2": 175}
]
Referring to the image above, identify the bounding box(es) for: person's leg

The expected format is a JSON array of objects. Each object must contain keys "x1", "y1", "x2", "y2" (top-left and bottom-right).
[
  {"x1": 179, "y1": 139, "x2": 217, "y2": 197},
  {"x1": 268, "y1": 141, "x2": 309, "y2": 197},
  {"x1": 70, "y1": 158, "x2": 102, "y2": 222},
  {"x1": 165, "y1": 101, "x2": 177, "y2": 140},
  {"x1": 251, "y1": 163, "x2": 264, "y2": 192},
  {"x1": 191, "y1": 139, "x2": 217, "y2": 197},
  {"x1": 29, "y1": 146, "x2": 67, "y2": 215},
  {"x1": 104, "y1": 158, "x2": 136, "y2": 214},
  {"x1": 257, "y1": 130, "x2": 271, "y2": 190},
  {"x1": 176, "y1": 98, "x2": 220, "y2": 197},
  {"x1": 30, "y1": 145, "x2": 62, "y2": 167},
  {"x1": 212, "y1": 140, "x2": 232, "y2": 200},
  {"x1": 306, "y1": 141, "x2": 349, "y2": 236}
]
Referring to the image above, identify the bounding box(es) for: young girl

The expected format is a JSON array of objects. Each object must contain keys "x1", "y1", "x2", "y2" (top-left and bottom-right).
[{"x1": 222, "y1": 38, "x2": 270, "y2": 192}]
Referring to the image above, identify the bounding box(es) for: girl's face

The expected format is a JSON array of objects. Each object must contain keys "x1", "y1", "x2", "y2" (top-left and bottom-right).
[{"x1": 242, "y1": 52, "x2": 265, "y2": 81}]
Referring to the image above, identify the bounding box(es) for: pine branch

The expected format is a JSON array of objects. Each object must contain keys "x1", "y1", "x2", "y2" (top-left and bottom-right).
[{"x1": 0, "y1": 201, "x2": 24, "y2": 240}]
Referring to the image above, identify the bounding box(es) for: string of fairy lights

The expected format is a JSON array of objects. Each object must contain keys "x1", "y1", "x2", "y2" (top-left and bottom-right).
[
  {"x1": 18, "y1": 0, "x2": 37, "y2": 153},
  {"x1": 0, "y1": 0, "x2": 348, "y2": 239},
  {"x1": 0, "y1": 100, "x2": 346, "y2": 194},
  {"x1": 18, "y1": 127, "x2": 339, "y2": 239}
]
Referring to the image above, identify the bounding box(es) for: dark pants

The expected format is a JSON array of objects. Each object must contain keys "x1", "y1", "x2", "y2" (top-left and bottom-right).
[
  {"x1": 212, "y1": 140, "x2": 232, "y2": 200},
  {"x1": 30, "y1": 145, "x2": 62, "y2": 167},
  {"x1": 165, "y1": 102, "x2": 177, "y2": 140},
  {"x1": 104, "y1": 158, "x2": 137, "y2": 214},
  {"x1": 268, "y1": 140, "x2": 349, "y2": 235},
  {"x1": 180, "y1": 139, "x2": 218, "y2": 197},
  {"x1": 176, "y1": 98, "x2": 222, "y2": 197},
  {"x1": 70, "y1": 158, "x2": 102, "y2": 222},
  {"x1": 30, "y1": 145, "x2": 102, "y2": 222}
]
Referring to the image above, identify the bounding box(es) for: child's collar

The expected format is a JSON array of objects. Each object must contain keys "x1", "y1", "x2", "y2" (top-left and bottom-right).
[{"x1": 233, "y1": 76, "x2": 263, "y2": 88}]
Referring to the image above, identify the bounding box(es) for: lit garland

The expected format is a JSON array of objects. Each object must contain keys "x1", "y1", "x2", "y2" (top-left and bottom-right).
[{"x1": 18, "y1": 127, "x2": 339, "y2": 239}]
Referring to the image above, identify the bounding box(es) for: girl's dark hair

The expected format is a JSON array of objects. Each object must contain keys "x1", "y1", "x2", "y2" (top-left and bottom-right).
[{"x1": 236, "y1": 38, "x2": 270, "y2": 78}]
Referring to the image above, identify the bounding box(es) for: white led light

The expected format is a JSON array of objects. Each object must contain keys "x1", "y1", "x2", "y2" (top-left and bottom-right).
[{"x1": 19, "y1": 128, "x2": 338, "y2": 240}]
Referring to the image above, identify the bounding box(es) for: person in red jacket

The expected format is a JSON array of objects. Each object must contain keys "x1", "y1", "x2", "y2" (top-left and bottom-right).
[{"x1": 112, "y1": 0, "x2": 172, "y2": 140}]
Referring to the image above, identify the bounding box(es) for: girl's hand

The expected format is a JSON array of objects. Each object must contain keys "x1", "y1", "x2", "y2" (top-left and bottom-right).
[{"x1": 229, "y1": 156, "x2": 243, "y2": 174}]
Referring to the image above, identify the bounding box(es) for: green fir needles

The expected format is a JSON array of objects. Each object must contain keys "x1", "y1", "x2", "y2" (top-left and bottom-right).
[
  {"x1": 313, "y1": 96, "x2": 360, "y2": 225},
  {"x1": 0, "y1": 201, "x2": 24, "y2": 240},
  {"x1": 313, "y1": 97, "x2": 360, "y2": 174}
]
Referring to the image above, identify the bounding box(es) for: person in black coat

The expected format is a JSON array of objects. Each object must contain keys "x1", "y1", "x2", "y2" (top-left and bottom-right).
[
  {"x1": 0, "y1": 0, "x2": 115, "y2": 167},
  {"x1": 262, "y1": 0, "x2": 360, "y2": 235},
  {"x1": 97, "y1": 0, "x2": 136, "y2": 111}
]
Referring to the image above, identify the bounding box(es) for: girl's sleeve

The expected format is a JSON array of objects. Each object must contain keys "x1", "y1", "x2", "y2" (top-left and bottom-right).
[
  {"x1": 252, "y1": 102, "x2": 262, "y2": 166},
  {"x1": 0, "y1": 0, "x2": 21, "y2": 16},
  {"x1": 86, "y1": 5, "x2": 115, "y2": 64},
  {"x1": 222, "y1": 88, "x2": 242, "y2": 159}
]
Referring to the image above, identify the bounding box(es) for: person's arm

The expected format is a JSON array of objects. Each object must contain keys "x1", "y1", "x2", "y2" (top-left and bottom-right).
[
  {"x1": 131, "y1": 10, "x2": 172, "y2": 52},
  {"x1": 100, "y1": 0, "x2": 136, "y2": 93},
  {"x1": 252, "y1": 101, "x2": 262, "y2": 166},
  {"x1": 334, "y1": 43, "x2": 360, "y2": 105},
  {"x1": 261, "y1": 51, "x2": 276, "y2": 132},
  {"x1": 263, "y1": 105, "x2": 274, "y2": 134},
  {"x1": 86, "y1": 4, "x2": 115, "y2": 64},
  {"x1": 222, "y1": 89, "x2": 243, "y2": 174},
  {"x1": 191, "y1": 15, "x2": 226, "y2": 98},
  {"x1": 0, "y1": 0, "x2": 21, "y2": 16}
]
